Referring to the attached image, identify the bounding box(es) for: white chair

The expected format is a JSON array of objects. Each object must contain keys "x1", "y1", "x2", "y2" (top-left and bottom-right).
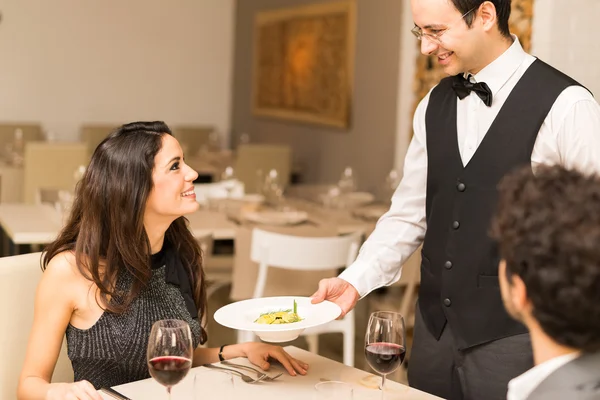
[
  {"x1": 238, "y1": 228, "x2": 362, "y2": 366},
  {"x1": 0, "y1": 252, "x2": 73, "y2": 399}
]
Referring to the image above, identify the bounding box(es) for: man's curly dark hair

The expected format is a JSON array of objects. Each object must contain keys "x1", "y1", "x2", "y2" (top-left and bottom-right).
[{"x1": 491, "y1": 165, "x2": 600, "y2": 352}]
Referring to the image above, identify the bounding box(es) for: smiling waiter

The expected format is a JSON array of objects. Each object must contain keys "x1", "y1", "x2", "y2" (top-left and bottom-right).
[{"x1": 310, "y1": 1, "x2": 600, "y2": 399}]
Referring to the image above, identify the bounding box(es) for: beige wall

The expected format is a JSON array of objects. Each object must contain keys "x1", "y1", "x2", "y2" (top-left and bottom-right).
[
  {"x1": 531, "y1": 0, "x2": 600, "y2": 96},
  {"x1": 0, "y1": 0, "x2": 234, "y2": 143},
  {"x1": 231, "y1": 0, "x2": 402, "y2": 192}
]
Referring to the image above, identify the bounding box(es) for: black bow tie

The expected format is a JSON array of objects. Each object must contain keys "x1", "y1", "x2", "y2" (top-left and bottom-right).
[{"x1": 452, "y1": 74, "x2": 493, "y2": 107}]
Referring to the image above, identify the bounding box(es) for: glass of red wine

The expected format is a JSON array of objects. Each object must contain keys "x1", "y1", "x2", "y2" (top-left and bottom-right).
[
  {"x1": 147, "y1": 319, "x2": 194, "y2": 399},
  {"x1": 364, "y1": 311, "x2": 406, "y2": 394}
]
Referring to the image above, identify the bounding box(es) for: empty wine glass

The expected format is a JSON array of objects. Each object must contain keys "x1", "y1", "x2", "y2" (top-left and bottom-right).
[
  {"x1": 208, "y1": 131, "x2": 221, "y2": 151},
  {"x1": 11, "y1": 128, "x2": 24, "y2": 166},
  {"x1": 380, "y1": 169, "x2": 401, "y2": 203},
  {"x1": 238, "y1": 132, "x2": 251, "y2": 146},
  {"x1": 315, "y1": 381, "x2": 354, "y2": 399},
  {"x1": 147, "y1": 319, "x2": 194, "y2": 399},
  {"x1": 264, "y1": 169, "x2": 284, "y2": 208},
  {"x1": 364, "y1": 311, "x2": 406, "y2": 396},
  {"x1": 338, "y1": 166, "x2": 357, "y2": 194},
  {"x1": 220, "y1": 166, "x2": 237, "y2": 199},
  {"x1": 73, "y1": 165, "x2": 86, "y2": 183}
]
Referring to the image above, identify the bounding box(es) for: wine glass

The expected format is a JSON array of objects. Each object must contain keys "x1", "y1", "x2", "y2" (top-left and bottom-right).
[
  {"x1": 147, "y1": 319, "x2": 194, "y2": 399},
  {"x1": 238, "y1": 132, "x2": 251, "y2": 146},
  {"x1": 220, "y1": 166, "x2": 237, "y2": 199},
  {"x1": 364, "y1": 311, "x2": 406, "y2": 395},
  {"x1": 264, "y1": 169, "x2": 284, "y2": 208},
  {"x1": 380, "y1": 169, "x2": 401, "y2": 203},
  {"x1": 208, "y1": 131, "x2": 221, "y2": 151},
  {"x1": 338, "y1": 166, "x2": 357, "y2": 194},
  {"x1": 314, "y1": 381, "x2": 354, "y2": 399}
]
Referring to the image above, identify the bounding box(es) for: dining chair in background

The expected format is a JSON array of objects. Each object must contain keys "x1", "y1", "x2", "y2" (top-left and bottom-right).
[
  {"x1": 0, "y1": 123, "x2": 45, "y2": 156},
  {"x1": 237, "y1": 228, "x2": 362, "y2": 367},
  {"x1": 234, "y1": 144, "x2": 292, "y2": 194},
  {"x1": 172, "y1": 125, "x2": 215, "y2": 157},
  {"x1": 23, "y1": 142, "x2": 89, "y2": 204},
  {"x1": 79, "y1": 124, "x2": 118, "y2": 157},
  {"x1": 0, "y1": 252, "x2": 73, "y2": 399}
]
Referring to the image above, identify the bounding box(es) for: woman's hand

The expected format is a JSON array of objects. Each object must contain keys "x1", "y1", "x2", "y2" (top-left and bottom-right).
[
  {"x1": 241, "y1": 342, "x2": 309, "y2": 376},
  {"x1": 45, "y1": 381, "x2": 102, "y2": 400}
]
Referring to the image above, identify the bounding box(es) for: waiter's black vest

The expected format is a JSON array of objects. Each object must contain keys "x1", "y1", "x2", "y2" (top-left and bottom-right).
[{"x1": 420, "y1": 59, "x2": 582, "y2": 349}]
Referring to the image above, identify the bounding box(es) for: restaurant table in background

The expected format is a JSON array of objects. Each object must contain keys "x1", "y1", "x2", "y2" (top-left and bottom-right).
[
  {"x1": 99, "y1": 346, "x2": 444, "y2": 400},
  {"x1": 0, "y1": 203, "x2": 62, "y2": 255}
]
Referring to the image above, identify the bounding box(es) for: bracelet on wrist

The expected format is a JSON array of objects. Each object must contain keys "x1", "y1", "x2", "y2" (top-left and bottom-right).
[{"x1": 218, "y1": 344, "x2": 228, "y2": 361}]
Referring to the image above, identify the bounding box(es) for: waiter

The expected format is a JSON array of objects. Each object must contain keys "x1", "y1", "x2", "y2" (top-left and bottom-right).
[{"x1": 311, "y1": 1, "x2": 600, "y2": 399}]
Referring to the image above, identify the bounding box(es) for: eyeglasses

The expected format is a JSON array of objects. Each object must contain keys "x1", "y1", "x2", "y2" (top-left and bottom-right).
[{"x1": 411, "y1": 7, "x2": 477, "y2": 45}]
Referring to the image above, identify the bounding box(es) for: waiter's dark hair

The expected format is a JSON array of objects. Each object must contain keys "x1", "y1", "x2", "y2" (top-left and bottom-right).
[
  {"x1": 450, "y1": 0, "x2": 512, "y2": 38},
  {"x1": 491, "y1": 165, "x2": 600, "y2": 352}
]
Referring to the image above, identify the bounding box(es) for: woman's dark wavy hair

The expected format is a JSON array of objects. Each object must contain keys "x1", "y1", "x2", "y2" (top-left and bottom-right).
[
  {"x1": 491, "y1": 165, "x2": 600, "y2": 352},
  {"x1": 42, "y1": 121, "x2": 207, "y2": 343},
  {"x1": 451, "y1": 0, "x2": 512, "y2": 38}
]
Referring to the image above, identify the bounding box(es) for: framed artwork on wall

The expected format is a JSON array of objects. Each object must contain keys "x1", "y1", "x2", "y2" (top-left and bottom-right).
[{"x1": 252, "y1": 1, "x2": 355, "y2": 129}]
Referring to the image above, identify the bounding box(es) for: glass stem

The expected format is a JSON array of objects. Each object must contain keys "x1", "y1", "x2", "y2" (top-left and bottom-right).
[
  {"x1": 167, "y1": 386, "x2": 172, "y2": 400},
  {"x1": 380, "y1": 373, "x2": 386, "y2": 390}
]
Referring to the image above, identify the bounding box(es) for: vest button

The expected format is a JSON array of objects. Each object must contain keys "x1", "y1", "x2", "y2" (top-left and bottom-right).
[
  {"x1": 443, "y1": 298, "x2": 452, "y2": 307},
  {"x1": 452, "y1": 221, "x2": 460, "y2": 229},
  {"x1": 457, "y1": 182, "x2": 466, "y2": 192},
  {"x1": 444, "y1": 261, "x2": 453, "y2": 269}
]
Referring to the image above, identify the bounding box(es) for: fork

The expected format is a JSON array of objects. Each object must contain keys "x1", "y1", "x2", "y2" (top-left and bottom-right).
[
  {"x1": 203, "y1": 363, "x2": 267, "y2": 383},
  {"x1": 221, "y1": 360, "x2": 284, "y2": 381}
]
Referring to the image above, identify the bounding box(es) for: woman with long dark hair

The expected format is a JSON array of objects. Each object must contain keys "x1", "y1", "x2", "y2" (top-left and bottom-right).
[{"x1": 17, "y1": 122, "x2": 308, "y2": 400}]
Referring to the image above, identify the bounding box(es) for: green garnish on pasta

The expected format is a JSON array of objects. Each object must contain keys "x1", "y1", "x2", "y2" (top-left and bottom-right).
[{"x1": 254, "y1": 299, "x2": 303, "y2": 324}]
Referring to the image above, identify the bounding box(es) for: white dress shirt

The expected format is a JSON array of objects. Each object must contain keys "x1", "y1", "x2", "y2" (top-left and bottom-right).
[
  {"x1": 507, "y1": 352, "x2": 580, "y2": 400},
  {"x1": 340, "y1": 36, "x2": 600, "y2": 297}
]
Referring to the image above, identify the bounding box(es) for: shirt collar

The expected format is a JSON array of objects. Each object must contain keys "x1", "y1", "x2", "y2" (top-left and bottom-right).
[
  {"x1": 507, "y1": 352, "x2": 580, "y2": 400},
  {"x1": 466, "y1": 35, "x2": 528, "y2": 97}
]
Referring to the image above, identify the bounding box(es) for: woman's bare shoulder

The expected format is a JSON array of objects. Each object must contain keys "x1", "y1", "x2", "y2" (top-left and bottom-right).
[{"x1": 43, "y1": 251, "x2": 86, "y2": 283}]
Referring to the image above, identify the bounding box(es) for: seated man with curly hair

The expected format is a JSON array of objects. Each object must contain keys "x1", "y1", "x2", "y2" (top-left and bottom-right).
[{"x1": 491, "y1": 165, "x2": 600, "y2": 400}]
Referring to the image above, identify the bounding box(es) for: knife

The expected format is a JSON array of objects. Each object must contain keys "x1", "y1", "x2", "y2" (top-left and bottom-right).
[{"x1": 100, "y1": 387, "x2": 132, "y2": 400}]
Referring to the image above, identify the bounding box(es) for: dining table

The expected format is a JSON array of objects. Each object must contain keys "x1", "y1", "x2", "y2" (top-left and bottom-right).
[
  {"x1": 0, "y1": 189, "x2": 378, "y2": 254},
  {"x1": 99, "y1": 345, "x2": 444, "y2": 400}
]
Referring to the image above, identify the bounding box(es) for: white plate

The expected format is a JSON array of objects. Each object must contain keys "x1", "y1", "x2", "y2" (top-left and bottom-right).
[
  {"x1": 243, "y1": 210, "x2": 309, "y2": 225},
  {"x1": 214, "y1": 296, "x2": 342, "y2": 343},
  {"x1": 238, "y1": 194, "x2": 265, "y2": 203},
  {"x1": 341, "y1": 192, "x2": 375, "y2": 207},
  {"x1": 318, "y1": 191, "x2": 375, "y2": 208},
  {"x1": 352, "y1": 206, "x2": 387, "y2": 221}
]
